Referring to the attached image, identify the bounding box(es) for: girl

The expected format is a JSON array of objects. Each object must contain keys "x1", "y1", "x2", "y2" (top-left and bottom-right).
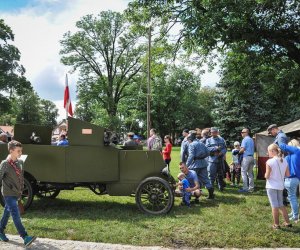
[
  {"x1": 265, "y1": 143, "x2": 291, "y2": 229},
  {"x1": 162, "y1": 135, "x2": 172, "y2": 169}
]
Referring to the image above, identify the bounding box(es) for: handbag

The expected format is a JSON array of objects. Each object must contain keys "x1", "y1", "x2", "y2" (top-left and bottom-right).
[{"x1": 18, "y1": 200, "x2": 25, "y2": 215}]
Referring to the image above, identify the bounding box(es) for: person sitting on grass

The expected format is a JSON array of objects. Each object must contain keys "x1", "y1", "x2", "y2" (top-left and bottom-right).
[
  {"x1": 0, "y1": 140, "x2": 36, "y2": 246},
  {"x1": 179, "y1": 162, "x2": 202, "y2": 203},
  {"x1": 265, "y1": 143, "x2": 291, "y2": 230},
  {"x1": 177, "y1": 173, "x2": 191, "y2": 207}
]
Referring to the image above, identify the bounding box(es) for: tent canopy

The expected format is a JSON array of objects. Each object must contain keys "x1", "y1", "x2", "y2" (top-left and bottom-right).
[{"x1": 257, "y1": 119, "x2": 300, "y2": 136}]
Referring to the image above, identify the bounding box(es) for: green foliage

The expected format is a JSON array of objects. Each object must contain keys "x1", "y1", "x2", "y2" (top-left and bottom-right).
[
  {"x1": 0, "y1": 19, "x2": 32, "y2": 116},
  {"x1": 213, "y1": 51, "x2": 300, "y2": 144},
  {"x1": 128, "y1": 0, "x2": 300, "y2": 65},
  {"x1": 60, "y1": 11, "x2": 145, "y2": 130},
  {"x1": 40, "y1": 99, "x2": 58, "y2": 127}
]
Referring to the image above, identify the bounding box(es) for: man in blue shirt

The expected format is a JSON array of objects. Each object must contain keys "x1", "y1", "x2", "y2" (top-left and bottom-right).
[
  {"x1": 267, "y1": 124, "x2": 288, "y2": 145},
  {"x1": 57, "y1": 134, "x2": 69, "y2": 146},
  {"x1": 186, "y1": 133, "x2": 214, "y2": 199},
  {"x1": 179, "y1": 162, "x2": 202, "y2": 201},
  {"x1": 206, "y1": 127, "x2": 227, "y2": 192},
  {"x1": 238, "y1": 128, "x2": 255, "y2": 193},
  {"x1": 180, "y1": 129, "x2": 189, "y2": 163}
]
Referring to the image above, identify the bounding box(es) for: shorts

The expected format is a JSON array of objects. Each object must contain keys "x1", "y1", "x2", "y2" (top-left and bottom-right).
[{"x1": 266, "y1": 188, "x2": 284, "y2": 208}]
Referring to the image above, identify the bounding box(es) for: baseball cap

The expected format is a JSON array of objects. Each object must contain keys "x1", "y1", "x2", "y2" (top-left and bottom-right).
[
  {"x1": 211, "y1": 127, "x2": 219, "y2": 133},
  {"x1": 234, "y1": 141, "x2": 240, "y2": 146}
]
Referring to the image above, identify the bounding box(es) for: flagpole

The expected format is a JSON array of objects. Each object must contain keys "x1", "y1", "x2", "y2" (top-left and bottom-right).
[{"x1": 65, "y1": 74, "x2": 68, "y2": 121}]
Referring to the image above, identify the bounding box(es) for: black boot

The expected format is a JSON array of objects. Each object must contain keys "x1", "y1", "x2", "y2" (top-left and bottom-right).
[{"x1": 207, "y1": 188, "x2": 215, "y2": 199}]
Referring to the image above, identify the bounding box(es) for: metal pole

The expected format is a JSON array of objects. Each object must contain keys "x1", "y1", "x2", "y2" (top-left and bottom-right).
[{"x1": 147, "y1": 26, "x2": 151, "y2": 139}]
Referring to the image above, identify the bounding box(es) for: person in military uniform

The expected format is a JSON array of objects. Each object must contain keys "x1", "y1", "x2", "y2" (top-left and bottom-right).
[
  {"x1": 123, "y1": 132, "x2": 138, "y2": 146},
  {"x1": 186, "y1": 132, "x2": 215, "y2": 200},
  {"x1": 180, "y1": 129, "x2": 189, "y2": 163},
  {"x1": 205, "y1": 127, "x2": 227, "y2": 191}
]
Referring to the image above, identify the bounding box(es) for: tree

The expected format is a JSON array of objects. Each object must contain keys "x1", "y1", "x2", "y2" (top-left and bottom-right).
[
  {"x1": 128, "y1": 0, "x2": 300, "y2": 65},
  {"x1": 213, "y1": 50, "x2": 300, "y2": 144},
  {"x1": 60, "y1": 11, "x2": 145, "y2": 130},
  {"x1": 40, "y1": 99, "x2": 58, "y2": 127},
  {"x1": 0, "y1": 19, "x2": 32, "y2": 115},
  {"x1": 14, "y1": 90, "x2": 41, "y2": 125}
]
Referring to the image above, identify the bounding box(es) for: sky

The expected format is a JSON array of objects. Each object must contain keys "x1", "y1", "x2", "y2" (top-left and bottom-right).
[{"x1": 0, "y1": 0, "x2": 219, "y2": 121}]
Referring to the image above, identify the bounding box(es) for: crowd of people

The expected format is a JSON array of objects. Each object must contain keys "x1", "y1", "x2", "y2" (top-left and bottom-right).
[{"x1": 146, "y1": 124, "x2": 300, "y2": 229}]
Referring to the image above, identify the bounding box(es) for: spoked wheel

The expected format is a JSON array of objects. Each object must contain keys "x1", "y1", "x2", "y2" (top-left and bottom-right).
[
  {"x1": 135, "y1": 177, "x2": 174, "y2": 215},
  {"x1": 0, "y1": 177, "x2": 34, "y2": 210},
  {"x1": 36, "y1": 185, "x2": 60, "y2": 199}
]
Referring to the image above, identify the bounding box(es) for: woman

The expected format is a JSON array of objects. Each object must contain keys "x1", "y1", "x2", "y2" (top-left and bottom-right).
[
  {"x1": 162, "y1": 135, "x2": 172, "y2": 169},
  {"x1": 279, "y1": 139, "x2": 300, "y2": 222},
  {"x1": 265, "y1": 143, "x2": 291, "y2": 229}
]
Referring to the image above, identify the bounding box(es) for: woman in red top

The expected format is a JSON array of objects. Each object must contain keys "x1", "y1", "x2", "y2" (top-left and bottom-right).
[{"x1": 163, "y1": 135, "x2": 173, "y2": 168}]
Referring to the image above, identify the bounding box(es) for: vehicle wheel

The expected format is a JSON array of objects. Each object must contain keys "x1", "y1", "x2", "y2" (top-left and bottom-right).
[
  {"x1": 0, "y1": 177, "x2": 34, "y2": 210},
  {"x1": 135, "y1": 176, "x2": 174, "y2": 215},
  {"x1": 36, "y1": 188, "x2": 60, "y2": 199}
]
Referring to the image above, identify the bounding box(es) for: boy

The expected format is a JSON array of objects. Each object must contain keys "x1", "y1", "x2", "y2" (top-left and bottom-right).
[
  {"x1": 177, "y1": 173, "x2": 191, "y2": 207},
  {"x1": 231, "y1": 141, "x2": 242, "y2": 186},
  {"x1": 0, "y1": 140, "x2": 36, "y2": 246}
]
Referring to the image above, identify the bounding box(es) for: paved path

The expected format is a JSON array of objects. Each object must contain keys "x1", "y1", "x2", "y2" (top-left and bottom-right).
[
  {"x1": 0, "y1": 234, "x2": 179, "y2": 250},
  {"x1": 0, "y1": 235, "x2": 298, "y2": 250}
]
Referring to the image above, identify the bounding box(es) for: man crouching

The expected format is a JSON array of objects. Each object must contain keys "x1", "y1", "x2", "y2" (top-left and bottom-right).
[{"x1": 179, "y1": 162, "x2": 202, "y2": 203}]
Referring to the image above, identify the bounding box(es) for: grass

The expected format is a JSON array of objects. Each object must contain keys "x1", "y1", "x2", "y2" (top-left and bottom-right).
[{"x1": 1, "y1": 147, "x2": 300, "y2": 248}]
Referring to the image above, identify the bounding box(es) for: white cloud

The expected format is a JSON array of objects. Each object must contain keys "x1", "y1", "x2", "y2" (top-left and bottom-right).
[
  {"x1": 1, "y1": 0, "x2": 129, "y2": 121},
  {"x1": 1, "y1": 0, "x2": 219, "y2": 121}
]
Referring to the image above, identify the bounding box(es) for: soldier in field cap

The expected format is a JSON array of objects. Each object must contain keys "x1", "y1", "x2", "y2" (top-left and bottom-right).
[
  {"x1": 205, "y1": 127, "x2": 227, "y2": 192},
  {"x1": 267, "y1": 124, "x2": 288, "y2": 145}
]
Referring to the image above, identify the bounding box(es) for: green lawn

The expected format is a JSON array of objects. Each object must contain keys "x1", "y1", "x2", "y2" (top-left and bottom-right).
[{"x1": 1, "y1": 147, "x2": 300, "y2": 248}]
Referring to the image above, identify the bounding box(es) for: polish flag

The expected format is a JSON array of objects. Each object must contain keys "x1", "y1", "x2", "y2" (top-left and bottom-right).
[{"x1": 64, "y1": 74, "x2": 73, "y2": 117}]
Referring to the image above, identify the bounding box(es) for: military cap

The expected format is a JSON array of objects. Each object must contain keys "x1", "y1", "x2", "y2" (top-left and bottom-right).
[
  {"x1": 210, "y1": 127, "x2": 219, "y2": 132},
  {"x1": 267, "y1": 124, "x2": 278, "y2": 131}
]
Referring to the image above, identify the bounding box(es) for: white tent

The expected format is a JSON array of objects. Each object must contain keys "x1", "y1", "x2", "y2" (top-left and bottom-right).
[{"x1": 255, "y1": 119, "x2": 300, "y2": 179}]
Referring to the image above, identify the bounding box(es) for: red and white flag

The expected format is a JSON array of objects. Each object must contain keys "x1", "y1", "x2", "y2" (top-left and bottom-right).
[{"x1": 64, "y1": 74, "x2": 73, "y2": 117}]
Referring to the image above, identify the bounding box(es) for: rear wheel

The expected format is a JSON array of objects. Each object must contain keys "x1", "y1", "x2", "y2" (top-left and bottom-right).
[
  {"x1": 36, "y1": 185, "x2": 60, "y2": 199},
  {"x1": 135, "y1": 177, "x2": 174, "y2": 215},
  {"x1": 0, "y1": 177, "x2": 34, "y2": 210}
]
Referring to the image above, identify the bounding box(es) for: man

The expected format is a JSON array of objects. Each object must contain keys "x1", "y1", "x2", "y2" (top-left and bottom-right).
[
  {"x1": 200, "y1": 128, "x2": 210, "y2": 144},
  {"x1": 0, "y1": 133, "x2": 8, "y2": 144},
  {"x1": 147, "y1": 128, "x2": 162, "y2": 151},
  {"x1": 57, "y1": 134, "x2": 69, "y2": 146},
  {"x1": 179, "y1": 162, "x2": 202, "y2": 200},
  {"x1": 0, "y1": 140, "x2": 36, "y2": 246},
  {"x1": 206, "y1": 127, "x2": 227, "y2": 191},
  {"x1": 180, "y1": 129, "x2": 189, "y2": 163},
  {"x1": 267, "y1": 124, "x2": 288, "y2": 145},
  {"x1": 123, "y1": 132, "x2": 138, "y2": 146},
  {"x1": 238, "y1": 128, "x2": 255, "y2": 193},
  {"x1": 186, "y1": 133, "x2": 214, "y2": 199}
]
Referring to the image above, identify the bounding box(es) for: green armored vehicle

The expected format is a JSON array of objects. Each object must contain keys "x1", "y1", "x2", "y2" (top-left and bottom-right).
[{"x1": 0, "y1": 118, "x2": 175, "y2": 215}]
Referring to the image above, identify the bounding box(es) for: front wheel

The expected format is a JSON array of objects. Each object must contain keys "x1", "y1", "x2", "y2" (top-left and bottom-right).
[
  {"x1": 0, "y1": 177, "x2": 34, "y2": 210},
  {"x1": 135, "y1": 177, "x2": 174, "y2": 215}
]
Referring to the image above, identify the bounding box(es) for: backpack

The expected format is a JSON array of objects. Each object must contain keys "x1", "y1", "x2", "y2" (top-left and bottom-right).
[{"x1": 152, "y1": 136, "x2": 162, "y2": 151}]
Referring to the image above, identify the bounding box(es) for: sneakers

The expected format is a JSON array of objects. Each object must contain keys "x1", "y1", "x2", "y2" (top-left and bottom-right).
[
  {"x1": 0, "y1": 232, "x2": 9, "y2": 242},
  {"x1": 24, "y1": 235, "x2": 37, "y2": 247}
]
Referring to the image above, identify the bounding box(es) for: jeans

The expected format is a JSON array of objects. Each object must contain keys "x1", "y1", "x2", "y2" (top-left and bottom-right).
[
  {"x1": 241, "y1": 156, "x2": 254, "y2": 190},
  {"x1": 194, "y1": 167, "x2": 213, "y2": 189},
  {"x1": 0, "y1": 196, "x2": 27, "y2": 238},
  {"x1": 284, "y1": 177, "x2": 300, "y2": 219},
  {"x1": 207, "y1": 161, "x2": 225, "y2": 190},
  {"x1": 182, "y1": 191, "x2": 191, "y2": 206}
]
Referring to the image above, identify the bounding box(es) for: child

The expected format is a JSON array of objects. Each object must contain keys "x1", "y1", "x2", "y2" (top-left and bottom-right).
[
  {"x1": 0, "y1": 140, "x2": 36, "y2": 246},
  {"x1": 177, "y1": 173, "x2": 191, "y2": 207},
  {"x1": 265, "y1": 143, "x2": 291, "y2": 229},
  {"x1": 231, "y1": 141, "x2": 242, "y2": 186}
]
